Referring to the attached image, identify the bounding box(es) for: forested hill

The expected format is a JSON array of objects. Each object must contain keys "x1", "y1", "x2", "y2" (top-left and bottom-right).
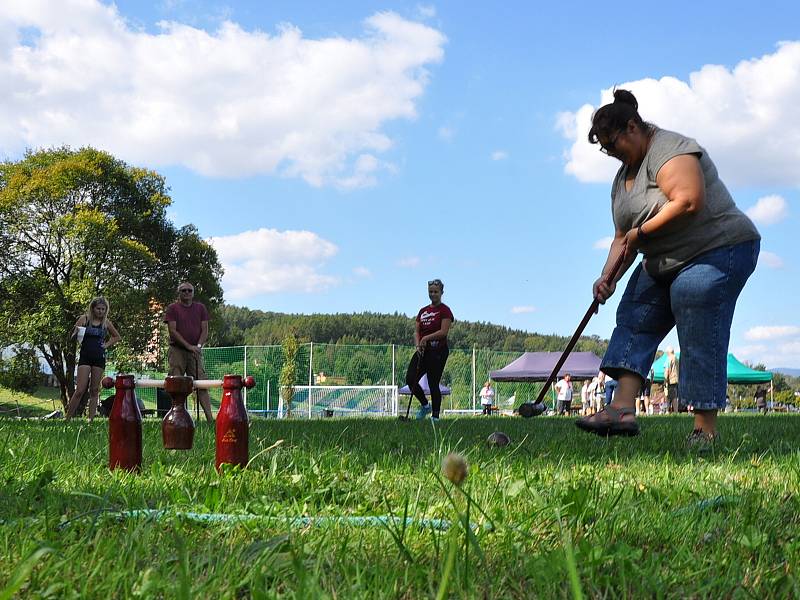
[{"x1": 208, "y1": 304, "x2": 609, "y2": 355}]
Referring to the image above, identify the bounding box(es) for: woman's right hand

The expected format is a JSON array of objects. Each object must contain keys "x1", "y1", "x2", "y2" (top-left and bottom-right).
[{"x1": 593, "y1": 276, "x2": 617, "y2": 305}]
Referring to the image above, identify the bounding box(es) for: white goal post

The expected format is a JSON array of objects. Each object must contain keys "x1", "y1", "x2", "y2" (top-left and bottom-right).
[{"x1": 275, "y1": 385, "x2": 399, "y2": 419}]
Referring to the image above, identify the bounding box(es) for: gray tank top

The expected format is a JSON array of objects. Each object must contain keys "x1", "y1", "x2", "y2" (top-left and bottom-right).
[{"x1": 611, "y1": 128, "x2": 760, "y2": 278}]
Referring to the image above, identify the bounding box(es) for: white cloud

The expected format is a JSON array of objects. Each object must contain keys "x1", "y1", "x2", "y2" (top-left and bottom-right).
[
  {"x1": 778, "y1": 341, "x2": 800, "y2": 355},
  {"x1": 208, "y1": 228, "x2": 338, "y2": 298},
  {"x1": 511, "y1": 305, "x2": 536, "y2": 314},
  {"x1": 732, "y1": 344, "x2": 768, "y2": 358},
  {"x1": 746, "y1": 195, "x2": 789, "y2": 225},
  {"x1": 593, "y1": 237, "x2": 613, "y2": 250},
  {"x1": 759, "y1": 251, "x2": 784, "y2": 269},
  {"x1": 0, "y1": 1, "x2": 446, "y2": 187},
  {"x1": 734, "y1": 340, "x2": 800, "y2": 369},
  {"x1": 745, "y1": 325, "x2": 800, "y2": 341},
  {"x1": 491, "y1": 150, "x2": 508, "y2": 161},
  {"x1": 416, "y1": 4, "x2": 436, "y2": 18},
  {"x1": 397, "y1": 256, "x2": 420, "y2": 268},
  {"x1": 437, "y1": 126, "x2": 455, "y2": 142},
  {"x1": 557, "y1": 41, "x2": 800, "y2": 186},
  {"x1": 353, "y1": 266, "x2": 371, "y2": 277}
]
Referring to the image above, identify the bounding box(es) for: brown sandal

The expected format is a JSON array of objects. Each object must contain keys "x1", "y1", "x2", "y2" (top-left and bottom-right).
[{"x1": 575, "y1": 405, "x2": 639, "y2": 437}]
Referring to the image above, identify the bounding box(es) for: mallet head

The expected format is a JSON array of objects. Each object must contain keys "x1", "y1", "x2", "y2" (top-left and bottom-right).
[{"x1": 518, "y1": 402, "x2": 546, "y2": 418}]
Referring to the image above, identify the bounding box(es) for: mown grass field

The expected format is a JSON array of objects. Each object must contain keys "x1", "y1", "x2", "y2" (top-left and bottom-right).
[
  {"x1": 1, "y1": 413, "x2": 800, "y2": 598},
  {"x1": 0, "y1": 385, "x2": 62, "y2": 418}
]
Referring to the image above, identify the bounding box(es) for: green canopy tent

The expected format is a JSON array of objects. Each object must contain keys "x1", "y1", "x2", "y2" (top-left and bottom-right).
[
  {"x1": 650, "y1": 352, "x2": 773, "y2": 405},
  {"x1": 650, "y1": 352, "x2": 772, "y2": 384}
]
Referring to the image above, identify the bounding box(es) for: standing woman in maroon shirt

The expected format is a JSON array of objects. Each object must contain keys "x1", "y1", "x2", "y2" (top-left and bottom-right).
[{"x1": 406, "y1": 279, "x2": 454, "y2": 422}]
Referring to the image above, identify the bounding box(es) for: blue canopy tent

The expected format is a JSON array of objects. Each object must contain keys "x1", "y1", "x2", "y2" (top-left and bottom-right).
[
  {"x1": 489, "y1": 351, "x2": 602, "y2": 382},
  {"x1": 398, "y1": 373, "x2": 452, "y2": 396},
  {"x1": 489, "y1": 351, "x2": 603, "y2": 412}
]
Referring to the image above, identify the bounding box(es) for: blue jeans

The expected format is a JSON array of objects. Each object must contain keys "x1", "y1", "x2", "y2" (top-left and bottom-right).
[{"x1": 601, "y1": 240, "x2": 759, "y2": 411}]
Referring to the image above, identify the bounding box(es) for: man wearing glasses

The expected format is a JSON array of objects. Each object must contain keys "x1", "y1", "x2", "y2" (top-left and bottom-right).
[{"x1": 163, "y1": 282, "x2": 213, "y2": 421}]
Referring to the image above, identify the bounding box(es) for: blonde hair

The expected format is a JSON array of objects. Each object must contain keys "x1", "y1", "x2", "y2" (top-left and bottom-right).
[{"x1": 85, "y1": 297, "x2": 110, "y2": 328}]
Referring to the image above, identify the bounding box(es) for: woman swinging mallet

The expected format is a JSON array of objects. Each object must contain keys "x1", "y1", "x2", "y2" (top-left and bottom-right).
[{"x1": 405, "y1": 279, "x2": 454, "y2": 422}]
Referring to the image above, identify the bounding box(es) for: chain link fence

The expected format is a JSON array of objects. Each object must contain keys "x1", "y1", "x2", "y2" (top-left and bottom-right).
[
  {"x1": 8, "y1": 343, "x2": 562, "y2": 417},
  {"x1": 188, "y1": 343, "x2": 552, "y2": 417}
]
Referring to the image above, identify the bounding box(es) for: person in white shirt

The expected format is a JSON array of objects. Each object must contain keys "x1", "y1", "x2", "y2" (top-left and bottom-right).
[
  {"x1": 479, "y1": 381, "x2": 495, "y2": 415},
  {"x1": 586, "y1": 377, "x2": 599, "y2": 415},
  {"x1": 555, "y1": 373, "x2": 573, "y2": 415},
  {"x1": 593, "y1": 373, "x2": 606, "y2": 413},
  {"x1": 580, "y1": 379, "x2": 591, "y2": 416}
]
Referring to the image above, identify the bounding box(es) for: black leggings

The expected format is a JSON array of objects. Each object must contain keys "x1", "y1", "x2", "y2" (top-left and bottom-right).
[{"x1": 405, "y1": 346, "x2": 449, "y2": 418}]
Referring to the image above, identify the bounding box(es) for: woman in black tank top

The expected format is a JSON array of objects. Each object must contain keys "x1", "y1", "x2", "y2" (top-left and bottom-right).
[{"x1": 65, "y1": 297, "x2": 121, "y2": 421}]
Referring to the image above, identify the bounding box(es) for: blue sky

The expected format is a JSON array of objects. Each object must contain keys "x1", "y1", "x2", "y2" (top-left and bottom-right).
[{"x1": 2, "y1": 1, "x2": 799, "y2": 367}]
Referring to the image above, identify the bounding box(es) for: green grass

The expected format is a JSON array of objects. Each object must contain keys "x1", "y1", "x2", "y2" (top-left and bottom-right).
[
  {"x1": 0, "y1": 386, "x2": 61, "y2": 418},
  {"x1": 2, "y1": 414, "x2": 800, "y2": 598}
]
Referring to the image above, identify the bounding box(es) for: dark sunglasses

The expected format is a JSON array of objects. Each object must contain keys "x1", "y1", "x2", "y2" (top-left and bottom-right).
[
  {"x1": 428, "y1": 279, "x2": 443, "y2": 288},
  {"x1": 179, "y1": 288, "x2": 194, "y2": 293},
  {"x1": 598, "y1": 131, "x2": 622, "y2": 155}
]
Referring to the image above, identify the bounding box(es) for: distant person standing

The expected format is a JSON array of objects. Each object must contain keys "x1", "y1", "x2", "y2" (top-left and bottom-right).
[
  {"x1": 604, "y1": 377, "x2": 618, "y2": 407},
  {"x1": 555, "y1": 373, "x2": 573, "y2": 415},
  {"x1": 663, "y1": 347, "x2": 680, "y2": 413},
  {"x1": 405, "y1": 279, "x2": 454, "y2": 422},
  {"x1": 580, "y1": 379, "x2": 592, "y2": 416},
  {"x1": 164, "y1": 282, "x2": 213, "y2": 422},
  {"x1": 754, "y1": 386, "x2": 768, "y2": 414},
  {"x1": 593, "y1": 372, "x2": 606, "y2": 414},
  {"x1": 640, "y1": 369, "x2": 653, "y2": 415},
  {"x1": 66, "y1": 297, "x2": 121, "y2": 420},
  {"x1": 586, "y1": 376, "x2": 599, "y2": 415},
  {"x1": 479, "y1": 381, "x2": 495, "y2": 415}
]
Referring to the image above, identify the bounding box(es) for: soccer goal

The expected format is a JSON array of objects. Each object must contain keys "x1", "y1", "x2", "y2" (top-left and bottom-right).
[{"x1": 276, "y1": 385, "x2": 399, "y2": 418}]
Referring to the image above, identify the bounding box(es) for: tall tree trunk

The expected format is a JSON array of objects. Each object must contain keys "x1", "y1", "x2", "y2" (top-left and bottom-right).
[{"x1": 40, "y1": 343, "x2": 73, "y2": 410}]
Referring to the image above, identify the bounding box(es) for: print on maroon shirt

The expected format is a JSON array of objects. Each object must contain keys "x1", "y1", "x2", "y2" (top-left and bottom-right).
[
  {"x1": 417, "y1": 303, "x2": 454, "y2": 347},
  {"x1": 164, "y1": 302, "x2": 209, "y2": 346}
]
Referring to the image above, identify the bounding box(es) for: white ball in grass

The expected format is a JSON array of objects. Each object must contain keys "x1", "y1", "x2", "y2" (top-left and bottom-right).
[{"x1": 441, "y1": 452, "x2": 468, "y2": 486}]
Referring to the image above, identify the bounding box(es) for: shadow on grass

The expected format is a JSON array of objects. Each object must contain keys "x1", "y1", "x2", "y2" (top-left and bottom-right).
[
  {"x1": 0, "y1": 385, "x2": 61, "y2": 418},
  {"x1": 0, "y1": 401, "x2": 53, "y2": 418}
]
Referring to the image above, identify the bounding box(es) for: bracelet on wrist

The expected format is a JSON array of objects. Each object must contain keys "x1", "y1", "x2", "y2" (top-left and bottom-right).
[{"x1": 637, "y1": 223, "x2": 649, "y2": 241}]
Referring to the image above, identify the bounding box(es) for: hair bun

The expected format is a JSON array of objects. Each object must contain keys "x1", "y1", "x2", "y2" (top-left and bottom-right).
[{"x1": 612, "y1": 89, "x2": 638, "y2": 110}]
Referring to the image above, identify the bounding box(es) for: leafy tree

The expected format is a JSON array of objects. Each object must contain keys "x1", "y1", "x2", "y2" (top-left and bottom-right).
[
  {"x1": 0, "y1": 348, "x2": 41, "y2": 394},
  {"x1": 210, "y1": 306, "x2": 609, "y2": 355},
  {"x1": 772, "y1": 372, "x2": 790, "y2": 392},
  {"x1": 346, "y1": 352, "x2": 374, "y2": 385},
  {"x1": 0, "y1": 147, "x2": 223, "y2": 408},
  {"x1": 279, "y1": 334, "x2": 299, "y2": 417}
]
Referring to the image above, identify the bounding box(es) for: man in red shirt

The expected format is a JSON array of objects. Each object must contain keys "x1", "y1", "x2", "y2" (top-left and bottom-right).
[
  {"x1": 405, "y1": 279, "x2": 454, "y2": 422},
  {"x1": 164, "y1": 282, "x2": 213, "y2": 421}
]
